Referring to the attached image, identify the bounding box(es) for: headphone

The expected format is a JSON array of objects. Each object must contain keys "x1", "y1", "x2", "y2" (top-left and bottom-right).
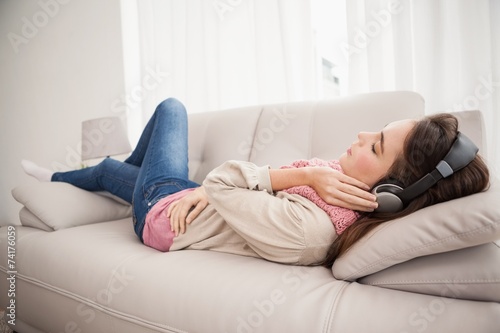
[{"x1": 372, "y1": 132, "x2": 479, "y2": 213}]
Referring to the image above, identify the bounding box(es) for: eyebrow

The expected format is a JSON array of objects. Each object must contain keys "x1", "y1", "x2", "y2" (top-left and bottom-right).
[{"x1": 380, "y1": 130, "x2": 385, "y2": 154}]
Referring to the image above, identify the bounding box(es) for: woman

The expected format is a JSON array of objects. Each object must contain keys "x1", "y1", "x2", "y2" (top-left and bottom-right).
[
  {"x1": 22, "y1": 98, "x2": 489, "y2": 266},
  {"x1": 322, "y1": 112, "x2": 490, "y2": 266}
]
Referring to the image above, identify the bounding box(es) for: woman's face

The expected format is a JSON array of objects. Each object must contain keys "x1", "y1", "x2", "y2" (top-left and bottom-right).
[{"x1": 339, "y1": 119, "x2": 416, "y2": 187}]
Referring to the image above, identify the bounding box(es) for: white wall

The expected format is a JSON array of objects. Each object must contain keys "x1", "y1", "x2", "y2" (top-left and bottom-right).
[{"x1": 0, "y1": 0, "x2": 126, "y2": 226}]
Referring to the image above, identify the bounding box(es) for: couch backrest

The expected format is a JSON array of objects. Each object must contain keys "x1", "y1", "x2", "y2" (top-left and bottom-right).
[{"x1": 188, "y1": 91, "x2": 427, "y2": 184}]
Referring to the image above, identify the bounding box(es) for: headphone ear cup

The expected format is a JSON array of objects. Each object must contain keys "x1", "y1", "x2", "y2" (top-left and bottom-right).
[{"x1": 372, "y1": 183, "x2": 404, "y2": 213}]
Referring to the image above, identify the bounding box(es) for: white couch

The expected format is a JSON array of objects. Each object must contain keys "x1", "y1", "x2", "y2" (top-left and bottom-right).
[{"x1": 1, "y1": 91, "x2": 499, "y2": 333}]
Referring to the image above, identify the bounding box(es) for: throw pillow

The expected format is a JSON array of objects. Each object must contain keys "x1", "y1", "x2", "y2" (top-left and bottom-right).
[
  {"x1": 332, "y1": 179, "x2": 500, "y2": 281},
  {"x1": 12, "y1": 182, "x2": 132, "y2": 230}
]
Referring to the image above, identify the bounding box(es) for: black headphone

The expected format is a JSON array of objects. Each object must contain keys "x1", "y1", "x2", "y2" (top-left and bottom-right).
[{"x1": 372, "y1": 132, "x2": 479, "y2": 213}]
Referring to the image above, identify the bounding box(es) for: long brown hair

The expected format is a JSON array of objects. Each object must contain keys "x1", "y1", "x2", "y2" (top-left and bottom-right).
[{"x1": 322, "y1": 113, "x2": 490, "y2": 267}]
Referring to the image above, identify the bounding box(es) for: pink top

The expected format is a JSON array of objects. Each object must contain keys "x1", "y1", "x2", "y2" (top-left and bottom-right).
[
  {"x1": 142, "y1": 188, "x2": 196, "y2": 251},
  {"x1": 280, "y1": 158, "x2": 360, "y2": 235}
]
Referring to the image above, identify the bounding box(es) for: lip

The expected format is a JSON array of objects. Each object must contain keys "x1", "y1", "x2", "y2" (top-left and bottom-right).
[{"x1": 347, "y1": 147, "x2": 352, "y2": 156}]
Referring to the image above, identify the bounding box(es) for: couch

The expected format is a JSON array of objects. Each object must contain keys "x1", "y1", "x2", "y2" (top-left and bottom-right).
[{"x1": 1, "y1": 91, "x2": 499, "y2": 333}]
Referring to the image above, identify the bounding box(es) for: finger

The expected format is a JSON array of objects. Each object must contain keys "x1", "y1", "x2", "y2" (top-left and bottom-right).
[
  {"x1": 329, "y1": 197, "x2": 377, "y2": 212},
  {"x1": 169, "y1": 202, "x2": 179, "y2": 232},
  {"x1": 347, "y1": 191, "x2": 377, "y2": 204},
  {"x1": 178, "y1": 202, "x2": 194, "y2": 234},
  {"x1": 347, "y1": 200, "x2": 378, "y2": 212},
  {"x1": 186, "y1": 201, "x2": 208, "y2": 224},
  {"x1": 171, "y1": 205, "x2": 180, "y2": 236},
  {"x1": 326, "y1": 191, "x2": 378, "y2": 211},
  {"x1": 337, "y1": 183, "x2": 377, "y2": 201},
  {"x1": 177, "y1": 198, "x2": 198, "y2": 234},
  {"x1": 336, "y1": 173, "x2": 371, "y2": 191},
  {"x1": 331, "y1": 177, "x2": 376, "y2": 199},
  {"x1": 179, "y1": 210, "x2": 186, "y2": 234},
  {"x1": 171, "y1": 201, "x2": 188, "y2": 235},
  {"x1": 167, "y1": 200, "x2": 178, "y2": 218}
]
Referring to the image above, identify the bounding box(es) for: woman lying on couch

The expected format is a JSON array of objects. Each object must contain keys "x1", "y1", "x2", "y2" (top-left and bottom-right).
[{"x1": 22, "y1": 98, "x2": 489, "y2": 267}]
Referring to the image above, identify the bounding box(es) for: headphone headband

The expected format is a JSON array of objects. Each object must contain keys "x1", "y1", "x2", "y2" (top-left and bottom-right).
[
  {"x1": 374, "y1": 132, "x2": 478, "y2": 213},
  {"x1": 398, "y1": 132, "x2": 478, "y2": 203}
]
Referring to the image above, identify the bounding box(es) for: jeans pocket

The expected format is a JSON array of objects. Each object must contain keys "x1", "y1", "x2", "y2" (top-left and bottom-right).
[{"x1": 143, "y1": 180, "x2": 185, "y2": 204}]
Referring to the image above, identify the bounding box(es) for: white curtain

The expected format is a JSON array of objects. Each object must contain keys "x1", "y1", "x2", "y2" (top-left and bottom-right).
[
  {"x1": 133, "y1": 0, "x2": 317, "y2": 121},
  {"x1": 344, "y1": 0, "x2": 500, "y2": 176}
]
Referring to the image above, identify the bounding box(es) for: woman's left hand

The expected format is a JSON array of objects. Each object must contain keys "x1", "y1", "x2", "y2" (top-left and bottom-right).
[
  {"x1": 307, "y1": 167, "x2": 378, "y2": 212},
  {"x1": 166, "y1": 186, "x2": 208, "y2": 236}
]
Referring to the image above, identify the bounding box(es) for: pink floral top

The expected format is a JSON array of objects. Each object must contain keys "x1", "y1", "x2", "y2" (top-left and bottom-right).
[{"x1": 281, "y1": 158, "x2": 360, "y2": 234}]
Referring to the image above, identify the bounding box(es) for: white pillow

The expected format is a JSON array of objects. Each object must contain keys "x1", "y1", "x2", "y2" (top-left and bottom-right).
[
  {"x1": 12, "y1": 182, "x2": 132, "y2": 230},
  {"x1": 332, "y1": 179, "x2": 500, "y2": 281}
]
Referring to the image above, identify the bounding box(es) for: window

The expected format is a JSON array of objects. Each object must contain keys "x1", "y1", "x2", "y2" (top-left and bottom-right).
[{"x1": 311, "y1": 0, "x2": 348, "y2": 98}]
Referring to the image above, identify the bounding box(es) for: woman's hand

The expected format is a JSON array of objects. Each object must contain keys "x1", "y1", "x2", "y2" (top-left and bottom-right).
[
  {"x1": 306, "y1": 167, "x2": 378, "y2": 212},
  {"x1": 167, "y1": 186, "x2": 208, "y2": 236}
]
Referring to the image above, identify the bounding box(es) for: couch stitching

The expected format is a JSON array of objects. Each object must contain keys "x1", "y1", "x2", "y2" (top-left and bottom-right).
[
  {"x1": 323, "y1": 281, "x2": 350, "y2": 333},
  {"x1": 0, "y1": 267, "x2": 188, "y2": 333},
  {"x1": 247, "y1": 107, "x2": 265, "y2": 162},
  {"x1": 364, "y1": 279, "x2": 500, "y2": 285}
]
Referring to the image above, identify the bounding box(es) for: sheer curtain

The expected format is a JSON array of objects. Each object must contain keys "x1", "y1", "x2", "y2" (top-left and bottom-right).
[
  {"x1": 344, "y1": 0, "x2": 500, "y2": 176},
  {"x1": 132, "y1": 0, "x2": 317, "y2": 125}
]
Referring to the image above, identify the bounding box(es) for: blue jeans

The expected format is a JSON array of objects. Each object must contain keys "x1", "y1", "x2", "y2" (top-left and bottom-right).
[{"x1": 52, "y1": 98, "x2": 200, "y2": 241}]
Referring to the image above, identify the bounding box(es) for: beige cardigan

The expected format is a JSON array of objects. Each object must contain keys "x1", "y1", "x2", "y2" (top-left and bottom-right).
[{"x1": 169, "y1": 160, "x2": 337, "y2": 265}]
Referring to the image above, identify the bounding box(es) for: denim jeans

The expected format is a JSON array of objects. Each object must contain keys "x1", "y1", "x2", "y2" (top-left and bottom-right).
[{"x1": 52, "y1": 98, "x2": 200, "y2": 241}]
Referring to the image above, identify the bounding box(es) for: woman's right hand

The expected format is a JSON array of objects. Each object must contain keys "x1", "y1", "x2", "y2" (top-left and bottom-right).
[
  {"x1": 167, "y1": 186, "x2": 208, "y2": 236},
  {"x1": 307, "y1": 167, "x2": 378, "y2": 212}
]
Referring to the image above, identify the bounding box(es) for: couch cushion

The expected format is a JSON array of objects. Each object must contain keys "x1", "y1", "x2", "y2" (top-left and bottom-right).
[
  {"x1": 359, "y1": 241, "x2": 500, "y2": 302},
  {"x1": 332, "y1": 179, "x2": 500, "y2": 281},
  {"x1": 12, "y1": 182, "x2": 132, "y2": 230},
  {"x1": 187, "y1": 106, "x2": 263, "y2": 184}
]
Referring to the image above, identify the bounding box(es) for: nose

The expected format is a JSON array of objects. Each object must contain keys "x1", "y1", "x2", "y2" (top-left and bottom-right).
[
  {"x1": 357, "y1": 131, "x2": 376, "y2": 145},
  {"x1": 357, "y1": 131, "x2": 368, "y2": 142}
]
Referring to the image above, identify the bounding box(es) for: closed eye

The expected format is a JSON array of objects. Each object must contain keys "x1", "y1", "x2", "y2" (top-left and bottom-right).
[{"x1": 371, "y1": 143, "x2": 376, "y2": 154}]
